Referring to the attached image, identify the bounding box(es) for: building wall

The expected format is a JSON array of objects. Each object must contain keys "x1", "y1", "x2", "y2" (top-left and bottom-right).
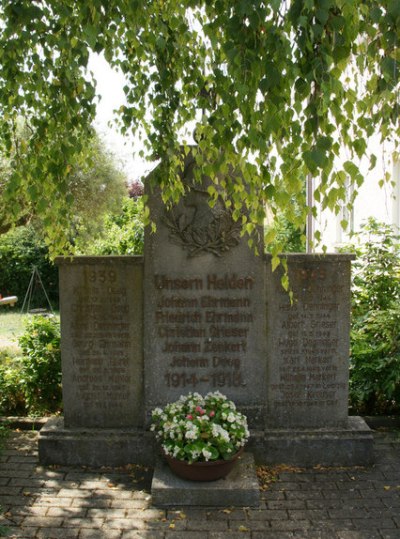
[{"x1": 314, "y1": 140, "x2": 399, "y2": 251}]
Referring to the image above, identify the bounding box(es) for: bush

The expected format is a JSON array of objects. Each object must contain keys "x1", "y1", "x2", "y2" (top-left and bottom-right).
[
  {"x1": 76, "y1": 196, "x2": 144, "y2": 255},
  {"x1": 18, "y1": 316, "x2": 62, "y2": 414},
  {"x1": 265, "y1": 214, "x2": 306, "y2": 253},
  {"x1": 347, "y1": 219, "x2": 400, "y2": 415},
  {"x1": 0, "y1": 350, "x2": 25, "y2": 415},
  {"x1": 0, "y1": 225, "x2": 58, "y2": 309}
]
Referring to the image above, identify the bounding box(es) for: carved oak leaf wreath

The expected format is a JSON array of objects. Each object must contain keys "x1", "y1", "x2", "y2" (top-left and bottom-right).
[{"x1": 164, "y1": 202, "x2": 241, "y2": 258}]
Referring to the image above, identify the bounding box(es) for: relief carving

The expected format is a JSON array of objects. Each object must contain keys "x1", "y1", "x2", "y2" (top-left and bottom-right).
[{"x1": 164, "y1": 184, "x2": 241, "y2": 257}]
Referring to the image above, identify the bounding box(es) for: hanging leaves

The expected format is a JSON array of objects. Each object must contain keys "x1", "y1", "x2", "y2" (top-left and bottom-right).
[{"x1": 0, "y1": 0, "x2": 398, "y2": 254}]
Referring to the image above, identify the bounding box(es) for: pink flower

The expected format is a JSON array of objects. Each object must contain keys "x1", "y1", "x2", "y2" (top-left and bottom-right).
[
  {"x1": 186, "y1": 414, "x2": 193, "y2": 420},
  {"x1": 209, "y1": 410, "x2": 215, "y2": 417},
  {"x1": 195, "y1": 406, "x2": 205, "y2": 415}
]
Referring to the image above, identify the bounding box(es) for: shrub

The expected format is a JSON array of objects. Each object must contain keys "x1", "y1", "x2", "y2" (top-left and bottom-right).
[
  {"x1": 76, "y1": 196, "x2": 144, "y2": 255},
  {"x1": 347, "y1": 219, "x2": 400, "y2": 415},
  {"x1": 18, "y1": 316, "x2": 62, "y2": 414},
  {"x1": 0, "y1": 358, "x2": 26, "y2": 415},
  {"x1": 0, "y1": 225, "x2": 58, "y2": 309}
]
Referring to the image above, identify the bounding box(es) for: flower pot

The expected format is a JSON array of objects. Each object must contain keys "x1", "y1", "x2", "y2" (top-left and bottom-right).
[{"x1": 164, "y1": 448, "x2": 244, "y2": 481}]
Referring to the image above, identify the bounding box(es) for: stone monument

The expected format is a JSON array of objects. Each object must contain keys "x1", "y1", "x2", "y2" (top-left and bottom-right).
[
  {"x1": 144, "y1": 154, "x2": 266, "y2": 429},
  {"x1": 39, "y1": 151, "x2": 373, "y2": 468}
]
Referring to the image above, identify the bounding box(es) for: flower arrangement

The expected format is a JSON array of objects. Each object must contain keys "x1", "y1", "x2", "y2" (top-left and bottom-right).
[{"x1": 150, "y1": 391, "x2": 249, "y2": 464}]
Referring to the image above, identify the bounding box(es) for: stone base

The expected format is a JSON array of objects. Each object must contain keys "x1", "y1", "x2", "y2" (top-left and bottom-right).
[
  {"x1": 39, "y1": 416, "x2": 374, "y2": 468},
  {"x1": 252, "y1": 416, "x2": 374, "y2": 466},
  {"x1": 39, "y1": 417, "x2": 155, "y2": 467},
  {"x1": 151, "y1": 452, "x2": 260, "y2": 507}
]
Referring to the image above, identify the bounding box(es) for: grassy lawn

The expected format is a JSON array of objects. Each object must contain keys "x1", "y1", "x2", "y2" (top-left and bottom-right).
[
  {"x1": 0, "y1": 311, "x2": 25, "y2": 350},
  {"x1": 0, "y1": 310, "x2": 60, "y2": 352}
]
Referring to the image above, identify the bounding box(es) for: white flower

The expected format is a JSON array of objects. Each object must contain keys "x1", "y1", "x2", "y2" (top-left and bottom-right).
[
  {"x1": 202, "y1": 448, "x2": 212, "y2": 461},
  {"x1": 227, "y1": 413, "x2": 236, "y2": 423},
  {"x1": 211, "y1": 424, "x2": 230, "y2": 442},
  {"x1": 185, "y1": 426, "x2": 199, "y2": 440}
]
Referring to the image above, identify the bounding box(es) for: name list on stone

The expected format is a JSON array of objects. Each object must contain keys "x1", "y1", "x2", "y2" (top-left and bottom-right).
[{"x1": 153, "y1": 273, "x2": 255, "y2": 390}]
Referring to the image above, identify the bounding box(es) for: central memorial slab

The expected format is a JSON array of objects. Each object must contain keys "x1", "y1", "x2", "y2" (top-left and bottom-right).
[{"x1": 144, "y1": 154, "x2": 266, "y2": 428}]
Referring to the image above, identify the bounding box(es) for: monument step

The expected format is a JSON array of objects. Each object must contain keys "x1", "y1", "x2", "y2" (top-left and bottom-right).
[{"x1": 151, "y1": 452, "x2": 260, "y2": 507}]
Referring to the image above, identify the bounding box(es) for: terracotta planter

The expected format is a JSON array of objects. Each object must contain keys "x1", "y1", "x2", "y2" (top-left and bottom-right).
[{"x1": 164, "y1": 448, "x2": 244, "y2": 481}]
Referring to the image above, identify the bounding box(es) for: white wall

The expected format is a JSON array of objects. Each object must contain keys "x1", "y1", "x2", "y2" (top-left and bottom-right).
[{"x1": 314, "y1": 140, "x2": 399, "y2": 252}]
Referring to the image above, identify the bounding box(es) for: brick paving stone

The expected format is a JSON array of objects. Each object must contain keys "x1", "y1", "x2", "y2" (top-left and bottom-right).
[
  {"x1": 167, "y1": 508, "x2": 208, "y2": 519},
  {"x1": 0, "y1": 488, "x2": 24, "y2": 497},
  {"x1": 210, "y1": 533, "x2": 252, "y2": 539},
  {"x1": 47, "y1": 506, "x2": 87, "y2": 517},
  {"x1": 269, "y1": 519, "x2": 312, "y2": 531},
  {"x1": 36, "y1": 527, "x2": 80, "y2": 538},
  {"x1": 186, "y1": 519, "x2": 228, "y2": 531},
  {"x1": 122, "y1": 531, "x2": 165, "y2": 539},
  {"x1": 165, "y1": 532, "x2": 206, "y2": 539},
  {"x1": 96, "y1": 489, "x2": 138, "y2": 500},
  {"x1": 205, "y1": 508, "x2": 248, "y2": 521},
  {"x1": 104, "y1": 517, "x2": 151, "y2": 530},
  {"x1": 35, "y1": 496, "x2": 73, "y2": 507},
  {"x1": 70, "y1": 497, "x2": 111, "y2": 508},
  {"x1": 87, "y1": 507, "x2": 126, "y2": 519},
  {"x1": 381, "y1": 532, "x2": 400, "y2": 539},
  {"x1": 230, "y1": 519, "x2": 269, "y2": 531},
  {"x1": 110, "y1": 498, "x2": 152, "y2": 509},
  {"x1": 10, "y1": 506, "x2": 49, "y2": 518},
  {"x1": 20, "y1": 516, "x2": 64, "y2": 528},
  {"x1": 1, "y1": 430, "x2": 400, "y2": 539},
  {"x1": 3, "y1": 526, "x2": 39, "y2": 538},
  {"x1": 309, "y1": 519, "x2": 355, "y2": 531},
  {"x1": 267, "y1": 499, "x2": 306, "y2": 510},
  {"x1": 79, "y1": 529, "x2": 121, "y2": 539},
  {"x1": 252, "y1": 533, "x2": 296, "y2": 539},
  {"x1": 336, "y1": 531, "x2": 383, "y2": 539},
  {"x1": 328, "y1": 509, "x2": 368, "y2": 519},
  {"x1": 0, "y1": 496, "x2": 33, "y2": 507},
  {"x1": 293, "y1": 532, "x2": 338, "y2": 539},
  {"x1": 62, "y1": 517, "x2": 104, "y2": 529},
  {"x1": 247, "y1": 508, "x2": 288, "y2": 520},
  {"x1": 352, "y1": 517, "x2": 397, "y2": 529}
]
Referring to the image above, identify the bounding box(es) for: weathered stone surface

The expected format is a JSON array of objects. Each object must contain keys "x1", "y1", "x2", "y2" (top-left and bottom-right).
[
  {"x1": 252, "y1": 416, "x2": 374, "y2": 466},
  {"x1": 56, "y1": 256, "x2": 144, "y2": 428},
  {"x1": 151, "y1": 452, "x2": 260, "y2": 507},
  {"x1": 144, "y1": 156, "x2": 266, "y2": 428},
  {"x1": 39, "y1": 417, "x2": 154, "y2": 466},
  {"x1": 266, "y1": 254, "x2": 354, "y2": 429}
]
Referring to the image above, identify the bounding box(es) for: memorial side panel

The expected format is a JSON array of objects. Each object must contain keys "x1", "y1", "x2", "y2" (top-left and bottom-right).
[
  {"x1": 266, "y1": 255, "x2": 353, "y2": 428},
  {"x1": 59, "y1": 257, "x2": 143, "y2": 428}
]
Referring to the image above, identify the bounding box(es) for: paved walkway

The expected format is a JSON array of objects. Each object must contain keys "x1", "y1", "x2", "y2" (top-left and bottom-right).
[{"x1": 0, "y1": 429, "x2": 399, "y2": 539}]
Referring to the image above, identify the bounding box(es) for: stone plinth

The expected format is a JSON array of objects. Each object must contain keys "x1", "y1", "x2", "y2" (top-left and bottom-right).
[
  {"x1": 39, "y1": 417, "x2": 154, "y2": 467},
  {"x1": 151, "y1": 452, "x2": 260, "y2": 507},
  {"x1": 251, "y1": 416, "x2": 374, "y2": 466}
]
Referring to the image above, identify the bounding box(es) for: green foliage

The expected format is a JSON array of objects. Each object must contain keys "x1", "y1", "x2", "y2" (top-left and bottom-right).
[
  {"x1": 0, "y1": 348, "x2": 26, "y2": 415},
  {"x1": 0, "y1": 2, "x2": 398, "y2": 254},
  {"x1": 0, "y1": 122, "x2": 127, "y2": 256},
  {"x1": 18, "y1": 316, "x2": 62, "y2": 414},
  {"x1": 0, "y1": 225, "x2": 58, "y2": 308},
  {"x1": 0, "y1": 424, "x2": 9, "y2": 448},
  {"x1": 347, "y1": 219, "x2": 400, "y2": 415},
  {"x1": 265, "y1": 203, "x2": 306, "y2": 253},
  {"x1": 77, "y1": 196, "x2": 144, "y2": 255}
]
